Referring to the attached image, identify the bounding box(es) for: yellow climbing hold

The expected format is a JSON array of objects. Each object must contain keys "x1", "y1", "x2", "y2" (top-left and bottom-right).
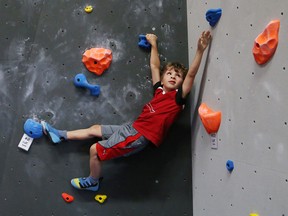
[
  {"x1": 95, "y1": 194, "x2": 107, "y2": 204},
  {"x1": 84, "y1": 5, "x2": 93, "y2": 13},
  {"x1": 250, "y1": 213, "x2": 259, "y2": 216}
]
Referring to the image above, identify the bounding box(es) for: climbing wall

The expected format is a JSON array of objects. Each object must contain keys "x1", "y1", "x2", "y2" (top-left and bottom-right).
[
  {"x1": 187, "y1": 0, "x2": 288, "y2": 215},
  {"x1": 0, "y1": 0, "x2": 191, "y2": 215}
]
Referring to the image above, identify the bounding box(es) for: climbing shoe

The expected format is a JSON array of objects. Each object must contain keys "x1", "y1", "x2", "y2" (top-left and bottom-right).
[
  {"x1": 71, "y1": 177, "x2": 102, "y2": 192},
  {"x1": 41, "y1": 121, "x2": 65, "y2": 144}
]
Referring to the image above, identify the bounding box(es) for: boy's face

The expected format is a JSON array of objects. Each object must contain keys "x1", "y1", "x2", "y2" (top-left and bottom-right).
[{"x1": 161, "y1": 67, "x2": 184, "y2": 92}]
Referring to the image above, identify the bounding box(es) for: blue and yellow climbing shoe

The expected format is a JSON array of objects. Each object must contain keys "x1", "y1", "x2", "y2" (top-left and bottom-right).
[{"x1": 71, "y1": 177, "x2": 102, "y2": 192}]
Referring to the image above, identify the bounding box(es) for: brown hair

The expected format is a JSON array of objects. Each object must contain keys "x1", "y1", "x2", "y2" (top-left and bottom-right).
[{"x1": 161, "y1": 62, "x2": 188, "y2": 79}]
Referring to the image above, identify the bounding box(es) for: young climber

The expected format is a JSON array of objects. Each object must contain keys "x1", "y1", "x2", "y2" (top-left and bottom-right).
[{"x1": 41, "y1": 31, "x2": 212, "y2": 191}]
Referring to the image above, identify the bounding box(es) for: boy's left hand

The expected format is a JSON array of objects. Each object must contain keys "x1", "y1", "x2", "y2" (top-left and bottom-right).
[{"x1": 198, "y1": 31, "x2": 211, "y2": 52}]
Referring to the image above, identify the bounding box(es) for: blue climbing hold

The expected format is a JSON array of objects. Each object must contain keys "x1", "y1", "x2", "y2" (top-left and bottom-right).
[
  {"x1": 206, "y1": 8, "x2": 222, "y2": 27},
  {"x1": 226, "y1": 160, "x2": 234, "y2": 172},
  {"x1": 74, "y1": 73, "x2": 100, "y2": 96},
  {"x1": 24, "y1": 119, "x2": 43, "y2": 139},
  {"x1": 138, "y1": 34, "x2": 151, "y2": 49}
]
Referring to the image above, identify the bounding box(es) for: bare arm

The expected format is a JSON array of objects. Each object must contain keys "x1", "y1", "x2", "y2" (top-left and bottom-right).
[
  {"x1": 182, "y1": 31, "x2": 211, "y2": 98},
  {"x1": 146, "y1": 34, "x2": 161, "y2": 85}
]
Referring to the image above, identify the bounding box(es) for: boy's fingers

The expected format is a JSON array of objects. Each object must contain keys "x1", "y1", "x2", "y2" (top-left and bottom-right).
[
  {"x1": 146, "y1": 34, "x2": 157, "y2": 41},
  {"x1": 202, "y1": 31, "x2": 212, "y2": 42},
  {"x1": 204, "y1": 31, "x2": 209, "y2": 38}
]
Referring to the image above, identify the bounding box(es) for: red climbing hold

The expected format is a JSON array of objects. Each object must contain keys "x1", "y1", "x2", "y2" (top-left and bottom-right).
[
  {"x1": 61, "y1": 192, "x2": 74, "y2": 203},
  {"x1": 82, "y1": 48, "x2": 112, "y2": 75},
  {"x1": 252, "y1": 20, "x2": 280, "y2": 65},
  {"x1": 198, "y1": 103, "x2": 222, "y2": 134}
]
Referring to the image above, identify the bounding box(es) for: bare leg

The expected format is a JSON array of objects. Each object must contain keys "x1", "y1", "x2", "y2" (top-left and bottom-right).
[
  {"x1": 89, "y1": 143, "x2": 101, "y2": 179},
  {"x1": 67, "y1": 125, "x2": 102, "y2": 178},
  {"x1": 67, "y1": 124, "x2": 102, "y2": 140},
  {"x1": 67, "y1": 124, "x2": 102, "y2": 178},
  {"x1": 70, "y1": 139, "x2": 102, "y2": 191}
]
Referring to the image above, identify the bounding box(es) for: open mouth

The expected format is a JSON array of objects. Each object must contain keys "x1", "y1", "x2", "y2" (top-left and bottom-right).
[{"x1": 169, "y1": 81, "x2": 176, "y2": 85}]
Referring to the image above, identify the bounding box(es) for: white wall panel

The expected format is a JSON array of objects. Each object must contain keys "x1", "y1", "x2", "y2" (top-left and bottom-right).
[{"x1": 187, "y1": 0, "x2": 288, "y2": 215}]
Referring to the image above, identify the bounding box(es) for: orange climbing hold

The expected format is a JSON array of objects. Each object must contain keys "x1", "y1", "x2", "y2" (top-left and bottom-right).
[
  {"x1": 198, "y1": 103, "x2": 222, "y2": 134},
  {"x1": 82, "y1": 48, "x2": 112, "y2": 75},
  {"x1": 61, "y1": 192, "x2": 74, "y2": 203},
  {"x1": 252, "y1": 20, "x2": 280, "y2": 65}
]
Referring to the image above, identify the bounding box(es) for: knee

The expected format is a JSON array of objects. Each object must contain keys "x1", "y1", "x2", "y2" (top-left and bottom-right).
[
  {"x1": 88, "y1": 124, "x2": 102, "y2": 137},
  {"x1": 89, "y1": 124, "x2": 100, "y2": 130},
  {"x1": 90, "y1": 143, "x2": 98, "y2": 156}
]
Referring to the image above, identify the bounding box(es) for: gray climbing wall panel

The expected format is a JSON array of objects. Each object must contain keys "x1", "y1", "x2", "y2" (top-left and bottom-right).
[{"x1": 1, "y1": 0, "x2": 191, "y2": 215}]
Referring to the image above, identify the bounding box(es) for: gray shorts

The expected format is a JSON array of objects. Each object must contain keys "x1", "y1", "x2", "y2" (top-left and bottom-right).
[{"x1": 96, "y1": 123, "x2": 149, "y2": 161}]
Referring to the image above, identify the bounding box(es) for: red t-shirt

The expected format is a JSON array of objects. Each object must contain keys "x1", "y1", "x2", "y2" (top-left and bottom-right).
[{"x1": 133, "y1": 82, "x2": 185, "y2": 147}]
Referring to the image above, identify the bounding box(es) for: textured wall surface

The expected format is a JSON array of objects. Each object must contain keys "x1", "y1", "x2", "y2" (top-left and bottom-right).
[
  {"x1": 187, "y1": 0, "x2": 288, "y2": 215},
  {"x1": 0, "y1": 1, "x2": 192, "y2": 215}
]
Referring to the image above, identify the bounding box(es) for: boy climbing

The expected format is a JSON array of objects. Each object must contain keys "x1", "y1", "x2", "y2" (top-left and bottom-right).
[{"x1": 42, "y1": 31, "x2": 211, "y2": 191}]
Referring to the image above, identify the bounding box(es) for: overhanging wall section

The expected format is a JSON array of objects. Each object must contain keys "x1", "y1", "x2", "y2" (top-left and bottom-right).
[{"x1": 0, "y1": 1, "x2": 191, "y2": 215}]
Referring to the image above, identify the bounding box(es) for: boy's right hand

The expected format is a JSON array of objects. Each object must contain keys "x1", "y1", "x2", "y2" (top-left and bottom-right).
[
  {"x1": 198, "y1": 31, "x2": 211, "y2": 52},
  {"x1": 146, "y1": 34, "x2": 157, "y2": 47}
]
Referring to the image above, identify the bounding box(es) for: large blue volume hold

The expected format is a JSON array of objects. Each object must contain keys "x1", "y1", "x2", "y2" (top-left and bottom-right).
[{"x1": 24, "y1": 119, "x2": 44, "y2": 138}]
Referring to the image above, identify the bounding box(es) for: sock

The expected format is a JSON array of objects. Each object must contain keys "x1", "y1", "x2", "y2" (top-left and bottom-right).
[
  {"x1": 58, "y1": 130, "x2": 67, "y2": 140},
  {"x1": 42, "y1": 121, "x2": 67, "y2": 143}
]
